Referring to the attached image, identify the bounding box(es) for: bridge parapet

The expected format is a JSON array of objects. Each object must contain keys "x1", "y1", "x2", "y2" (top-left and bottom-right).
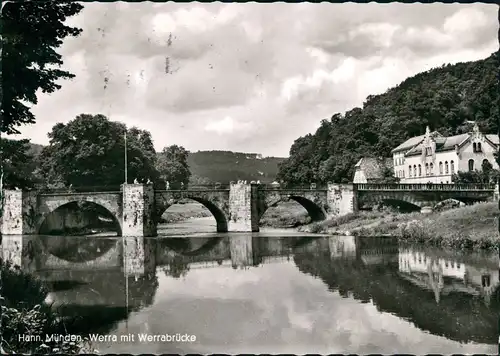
[{"x1": 356, "y1": 183, "x2": 497, "y2": 191}]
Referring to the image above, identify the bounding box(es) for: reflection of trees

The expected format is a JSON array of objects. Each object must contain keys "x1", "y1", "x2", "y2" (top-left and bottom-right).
[
  {"x1": 41, "y1": 269, "x2": 158, "y2": 335},
  {"x1": 40, "y1": 235, "x2": 116, "y2": 263},
  {"x1": 293, "y1": 249, "x2": 499, "y2": 345},
  {"x1": 163, "y1": 255, "x2": 190, "y2": 279}
]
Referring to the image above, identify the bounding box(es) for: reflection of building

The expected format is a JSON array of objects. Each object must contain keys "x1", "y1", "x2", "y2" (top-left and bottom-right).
[{"x1": 398, "y1": 248, "x2": 499, "y2": 304}]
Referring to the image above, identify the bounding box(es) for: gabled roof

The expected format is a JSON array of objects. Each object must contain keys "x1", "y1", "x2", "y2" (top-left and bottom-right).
[
  {"x1": 485, "y1": 134, "x2": 499, "y2": 145},
  {"x1": 355, "y1": 157, "x2": 392, "y2": 179},
  {"x1": 405, "y1": 131, "x2": 498, "y2": 157},
  {"x1": 391, "y1": 131, "x2": 443, "y2": 153}
]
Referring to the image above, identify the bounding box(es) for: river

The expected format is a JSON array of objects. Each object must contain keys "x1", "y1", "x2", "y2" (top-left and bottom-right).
[{"x1": 1, "y1": 217, "x2": 499, "y2": 354}]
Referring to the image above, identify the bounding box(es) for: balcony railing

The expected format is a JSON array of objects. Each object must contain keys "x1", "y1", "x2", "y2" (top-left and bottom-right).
[{"x1": 355, "y1": 183, "x2": 497, "y2": 191}]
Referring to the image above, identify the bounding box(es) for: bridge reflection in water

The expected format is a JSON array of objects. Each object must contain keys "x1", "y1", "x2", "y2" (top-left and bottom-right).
[{"x1": 1, "y1": 234, "x2": 499, "y2": 350}]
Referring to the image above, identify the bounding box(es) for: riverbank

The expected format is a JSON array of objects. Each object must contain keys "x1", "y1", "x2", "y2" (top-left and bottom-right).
[
  {"x1": 260, "y1": 201, "x2": 311, "y2": 228},
  {"x1": 299, "y1": 202, "x2": 499, "y2": 252},
  {"x1": 0, "y1": 259, "x2": 95, "y2": 354},
  {"x1": 159, "y1": 202, "x2": 212, "y2": 223}
]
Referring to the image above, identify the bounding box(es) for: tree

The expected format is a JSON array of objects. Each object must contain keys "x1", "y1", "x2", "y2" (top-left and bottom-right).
[
  {"x1": 0, "y1": 139, "x2": 39, "y2": 189},
  {"x1": 1, "y1": 1, "x2": 84, "y2": 134},
  {"x1": 156, "y1": 145, "x2": 191, "y2": 189},
  {"x1": 38, "y1": 114, "x2": 162, "y2": 188},
  {"x1": 277, "y1": 52, "x2": 499, "y2": 185}
]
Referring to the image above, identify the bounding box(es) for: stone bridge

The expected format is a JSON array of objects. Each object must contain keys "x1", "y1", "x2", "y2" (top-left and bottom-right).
[
  {"x1": 356, "y1": 183, "x2": 498, "y2": 210},
  {"x1": 1, "y1": 182, "x2": 497, "y2": 237}
]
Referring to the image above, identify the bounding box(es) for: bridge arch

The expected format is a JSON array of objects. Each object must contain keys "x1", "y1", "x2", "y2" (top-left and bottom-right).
[
  {"x1": 38, "y1": 235, "x2": 120, "y2": 265},
  {"x1": 358, "y1": 193, "x2": 425, "y2": 211},
  {"x1": 156, "y1": 197, "x2": 228, "y2": 233},
  {"x1": 260, "y1": 195, "x2": 327, "y2": 224},
  {"x1": 36, "y1": 198, "x2": 122, "y2": 236}
]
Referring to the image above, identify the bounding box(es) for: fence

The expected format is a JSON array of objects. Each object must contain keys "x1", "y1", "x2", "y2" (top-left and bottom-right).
[{"x1": 355, "y1": 183, "x2": 497, "y2": 191}]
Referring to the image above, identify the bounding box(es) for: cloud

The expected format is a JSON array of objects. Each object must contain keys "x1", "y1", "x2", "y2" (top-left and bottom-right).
[
  {"x1": 204, "y1": 116, "x2": 254, "y2": 135},
  {"x1": 15, "y1": 3, "x2": 498, "y2": 156}
]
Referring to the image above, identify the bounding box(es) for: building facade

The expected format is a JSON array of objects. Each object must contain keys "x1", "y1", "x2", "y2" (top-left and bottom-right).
[{"x1": 391, "y1": 123, "x2": 499, "y2": 184}]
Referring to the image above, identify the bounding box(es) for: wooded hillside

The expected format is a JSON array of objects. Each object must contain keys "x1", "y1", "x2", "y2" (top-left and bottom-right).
[{"x1": 277, "y1": 52, "x2": 499, "y2": 184}]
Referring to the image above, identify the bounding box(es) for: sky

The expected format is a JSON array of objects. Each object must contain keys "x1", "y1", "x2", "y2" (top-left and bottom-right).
[{"x1": 16, "y1": 3, "x2": 499, "y2": 157}]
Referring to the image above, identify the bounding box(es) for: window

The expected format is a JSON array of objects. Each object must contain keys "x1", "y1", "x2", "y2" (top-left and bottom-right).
[
  {"x1": 409, "y1": 165, "x2": 412, "y2": 177},
  {"x1": 450, "y1": 160, "x2": 455, "y2": 174},
  {"x1": 445, "y1": 161, "x2": 449, "y2": 174},
  {"x1": 418, "y1": 164, "x2": 422, "y2": 176},
  {"x1": 439, "y1": 162, "x2": 443, "y2": 175},
  {"x1": 425, "y1": 163, "x2": 429, "y2": 176},
  {"x1": 430, "y1": 163, "x2": 433, "y2": 175},
  {"x1": 481, "y1": 274, "x2": 491, "y2": 287},
  {"x1": 426, "y1": 147, "x2": 432, "y2": 156},
  {"x1": 477, "y1": 143, "x2": 482, "y2": 152},
  {"x1": 414, "y1": 165, "x2": 417, "y2": 177},
  {"x1": 482, "y1": 159, "x2": 490, "y2": 172},
  {"x1": 468, "y1": 159, "x2": 474, "y2": 171},
  {"x1": 473, "y1": 142, "x2": 477, "y2": 152}
]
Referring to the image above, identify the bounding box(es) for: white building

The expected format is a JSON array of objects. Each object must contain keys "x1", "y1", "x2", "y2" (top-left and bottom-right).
[{"x1": 391, "y1": 123, "x2": 499, "y2": 183}]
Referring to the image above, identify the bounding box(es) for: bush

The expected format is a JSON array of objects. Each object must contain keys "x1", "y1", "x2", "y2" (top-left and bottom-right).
[{"x1": 1, "y1": 259, "x2": 95, "y2": 354}]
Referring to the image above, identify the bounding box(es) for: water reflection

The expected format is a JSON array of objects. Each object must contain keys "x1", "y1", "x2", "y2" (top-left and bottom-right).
[{"x1": 1, "y1": 233, "x2": 498, "y2": 354}]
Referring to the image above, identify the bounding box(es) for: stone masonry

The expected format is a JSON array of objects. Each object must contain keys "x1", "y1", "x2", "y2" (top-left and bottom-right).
[
  {"x1": 3, "y1": 182, "x2": 492, "y2": 236},
  {"x1": 228, "y1": 182, "x2": 260, "y2": 232},
  {"x1": 0, "y1": 183, "x2": 361, "y2": 236},
  {"x1": 122, "y1": 184, "x2": 156, "y2": 237}
]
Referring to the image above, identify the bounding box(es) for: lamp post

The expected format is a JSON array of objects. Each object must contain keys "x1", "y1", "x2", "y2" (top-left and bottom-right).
[{"x1": 124, "y1": 130, "x2": 128, "y2": 184}]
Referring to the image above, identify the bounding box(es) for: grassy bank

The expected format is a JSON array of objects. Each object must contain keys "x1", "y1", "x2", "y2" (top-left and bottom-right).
[
  {"x1": 159, "y1": 202, "x2": 212, "y2": 223},
  {"x1": 301, "y1": 202, "x2": 500, "y2": 252},
  {"x1": 260, "y1": 201, "x2": 310, "y2": 228},
  {"x1": 0, "y1": 259, "x2": 95, "y2": 354}
]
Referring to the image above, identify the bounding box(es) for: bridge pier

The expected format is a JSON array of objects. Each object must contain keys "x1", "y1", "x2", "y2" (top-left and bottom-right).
[
  {"x1": 0, "y1": 190, "x2": 38, "y2": 235},
  {"x1": 122, "y1": 184, "x2": 157, "y2": 237},
  {"x1": 327, "y1": 183, "x2": 358, "y2": 217},
  {"x1": 228, "y1": 182, "x2": 259, "y2": 232}
]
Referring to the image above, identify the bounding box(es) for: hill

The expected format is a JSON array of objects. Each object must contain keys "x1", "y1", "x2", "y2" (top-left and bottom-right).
[
  {"x1": 277, "y1": 51, "x2": 499, "y2": 184},
  {"x1": 187, "y1": 150, "x2": 284, "y2": 184},
  {"x1": 23, "y1": 142, "x2": 284, "y2": 185}
]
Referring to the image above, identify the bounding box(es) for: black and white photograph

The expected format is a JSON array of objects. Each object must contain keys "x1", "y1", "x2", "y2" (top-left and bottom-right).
[{"x1": 1, "y1": 1, "x2": 499, "y2": 355}]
